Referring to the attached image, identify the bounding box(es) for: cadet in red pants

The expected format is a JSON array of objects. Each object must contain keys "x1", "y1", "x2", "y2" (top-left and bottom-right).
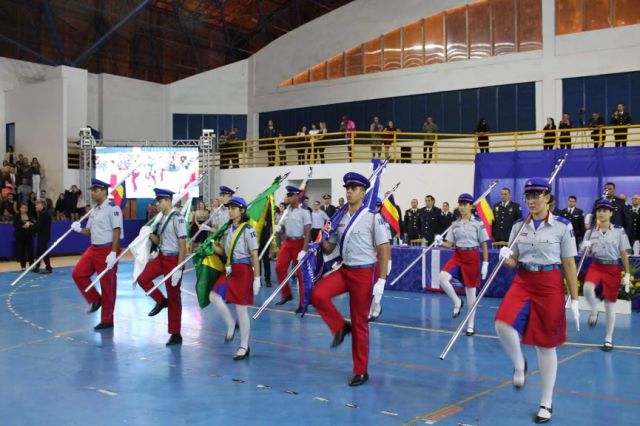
[
  {"x1": 311, "y1": 172, "x2": 389, "y2": 386},
  {"x1": 136, "y1": 188, "x2": 187, "y2": 346},
  {"x1": 275, "y1": 185, "x2": 311, "y2": 313},
  {"x1": 71, "y1": 179, "x2": 123, "y2": 330}
]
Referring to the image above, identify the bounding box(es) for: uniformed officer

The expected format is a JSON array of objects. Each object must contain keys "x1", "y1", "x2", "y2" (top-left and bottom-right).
[
  {"x1": 492, "y1": 188, "x2": 522, "y2": 243},
  {"x1": 435, "y1": 193, "x2": 490, "y2": 336},
  {"x1": 136, "y1": 188, "x2": 187, "y2": 346},
  {"x1": 495, "y1": 178, "x2": 580, "y2": 424},
  {"x1": 403, "y1": 198, "x2": 422, "y2": 243},
  {"x1": 211, "y1": 186, "x2": 235, "y2": 230},
  {"x1": 559, "y1": 195, "x2": 585, "y2": 248},
  {"x1": 581, "y1": 199, "x2": 631, "y2": 352},
  {"x1": 420, "y1": 195, "x2": 443, "y2": 245},
  {"x1": 311, "y1": 172, "x2": 389, "y2": 386},
  {"x1": 71, "y1": 179, "x2": 123, "y2": 330},
  {"x1": 630, "y1": 194, "x2": 640, "y2": 254},
  {"x1": 321, "y1": 194, "x2": 337, "y2": 218},
  {"x1": 274, "y1": 185, "x2": 311, "y2": 312}
]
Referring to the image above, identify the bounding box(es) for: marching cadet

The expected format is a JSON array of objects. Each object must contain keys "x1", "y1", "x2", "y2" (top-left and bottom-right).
[
  {"x1": 403, "y1": 198, "x2": 422, "y2": 243},
  {"x1": 71, "y1": 179, "x2": 123, "y2": 330},
  {"x1": 420, "y1": 195, "x2": 443, "y2": 245},
  {"x1": 559, "y1": 195, "x2": 585, "y2": 248},
  {"x1": 435, "y1": 194, "x2": 490, "y2": 336},
  {"x1": 211, "y1": 186, "x2": 235, "y2": 231},
  {"x1": 495, "y1": 178, "x2": 580, "y2": 424},
  {"x1": 274, "y1": 185, "x2": 311, "y2": 312},
  {"x1": 581, "y1": 199, "x2": 631, "y2": 352},
  {"x1": 311, "y1": 172, "x2": 389, "y2": 386},
  {"x1": 135, "y1": 188, "x2": 187, "y2": 346},
  {"x1": 492, "y1": 188, "x2": 522, "y2": 244}
]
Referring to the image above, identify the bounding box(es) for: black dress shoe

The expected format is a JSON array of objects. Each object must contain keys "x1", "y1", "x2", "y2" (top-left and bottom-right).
[
  {"x1": 348, "y1": 373, "x2": 369, "y2": 386},
  {"x1": 225, "y1": 323, "x2": 238, "y2": 343},
  {"x1": 513, "y1": 358, "x2": 528, "y2": 389},
  {"x1": 94, "y1": 322, "x2": 113, "y2": 330},
  {"x1": 87, "y1": 300, "x2": 102, "y2": 314},
  {"x1": 265, "y1": 280, "x2": 272, "y2": 288},
  {"x1": 295, "y1": 306, "x2": 304, "y2": 314},
  {"x1": 452, "y1": 299, "x2": 464, "y2": 318},
  {"x1": 330, "y1": 322, "x2": 352, "y2": 349},
  {"x1": 534, "y1": 406, "x2": 552, "y2": 423},
  {"x1": 31, "y1": 268, "x2": 40, "y2": 273},
  {"x1": 166, "y1": 333, "x2": 182, "y2": 346},
  {"x1": 42, "y1": 268, "x2": 53, "y2": 274},
  {"x1": 233, "y1": 346, "x2": 250, "y2": 360},
  {"x1": 275, "y1": 295, "x2": 293, "y2": 305},
  {"x1": 148, "y1": 299, "x2": 168, "y2": 317},
  {"x1": 601, "y1": 341, "x2": 614, "y2": 352}
]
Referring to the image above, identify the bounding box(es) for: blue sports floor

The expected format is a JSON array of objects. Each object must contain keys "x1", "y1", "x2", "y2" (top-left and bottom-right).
[{"x1": 1, "y1": 261, "x2": 639, "y2": 425}]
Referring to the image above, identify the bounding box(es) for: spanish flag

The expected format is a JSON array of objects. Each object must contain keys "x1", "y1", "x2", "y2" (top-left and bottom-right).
[
  {"x1": 110, "y1": 174, "x2": 127, "y2": 209},
  {"x1": 381, "y1": 194, "x2": 401, "y2": 235},
  {"x1": 474, "y1": 195, "x2": 494, "y2": 238}
]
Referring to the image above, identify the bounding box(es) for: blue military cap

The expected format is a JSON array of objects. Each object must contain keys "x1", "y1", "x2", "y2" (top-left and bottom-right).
[
  {"x1": 523, "y1": 178, "x2": 550, "y2": 193},
  {"x1": 226, "y1": 196, "x2": 247, "y2": 208},
  {"x1": 595, "y1": 199, "x2": 614, "y2": 210},
  {"x1": 286, "y1": 185, "x2": 301, "y2": 194},
  {"x1": 458, "y1": 193, "x2": 474, "y2": 203},
  {"x1": 219, "y1": 185, "x2": 235, "y2": 195},
  {"x1": 342, "y1": 172, "x2": 370, "y2": 189},
  {"x1": 375, "y1": 197, "x2": 382, "y2": 205},
  {"x1": 90, "y1": 178, "x2": 110, "y2": 190},
  {"x1": 153, "y1": 188, "x2": 175, "y2": 199}
]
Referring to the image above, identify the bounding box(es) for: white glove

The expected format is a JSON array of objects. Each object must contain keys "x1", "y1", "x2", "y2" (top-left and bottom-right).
[
  {"x1": 275, "y1": 224, "x2": 282, "y2": 233},
  {"x1": 434, "y1": 234, "x2": 444, "y2": 246},
  {"x1": 481, "y1": 261, "x2": 489, "y2": 280},
  {"x1": 105, "y1": 251, "x2": 117, "y2": 269},
  {"x1": 71, "y1": 221, "x2": 82, "y2": 233},
  {"x1": 623, "y1": 273, "x2": 631, "y2": 293},
  {"x1": 499, "y1": 247, "x2": 513, "y2": 261},
  {"x1": 580, "y1": 240, "x2": 592, "y2": 251},
  {"x1": 570, "y1": 299, "x2": 580, "y2": 332},
  {"x1": 253, "y1": 277, "x2": 261, "y2": 295},
  {"x1": 387, "y1": 260, "x2": 392, "y2": 274},
  {"x1": 199, "y1": 224, "x2": 211, "y2": 232},
  {"x1": 297, "y1": 250, "x2": 306, "y2": 262},
  {"x1": 372, "y1": 278, "x2": 386, "y2": 304},
  {"x1": 170, "y1": 268, "x2": 183, "y2": 287},
  {"x1": 368, "y1": 300, "x2": 381, "y2": 320}
]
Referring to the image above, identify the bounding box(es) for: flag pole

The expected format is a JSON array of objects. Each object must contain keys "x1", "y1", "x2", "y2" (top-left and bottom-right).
[
  {"x1": 186, "y1": 186, "x2": 239, "y2": 246},
  {"x1": 10, "y1": 162, "x2": 146, "y2": 287}
]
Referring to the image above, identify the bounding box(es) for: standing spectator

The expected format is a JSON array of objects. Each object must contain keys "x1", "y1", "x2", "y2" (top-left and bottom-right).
[
  {"x1": 589, "y1": 112, "x2": 605, "y2": 148},
  {"x1": 31, "y1": 158, "x2": 42, "y2": 193},
  {"x1": 403, "y1": 198, "x2": 422, "y2": 243},
  {"x1": 630, "y1": 194, "x2": 640, "y2": 255},
  {"x1": 383, "y1": 120, "x2": 400, "y2": 160},
  {"x1": 263, "y1": 120, "x2": 278, "y2": 166},
  {"x1": 611, "y1": 103, "x2": 632, "y2": 147},
  {"x1": 422, "y1": 117, "x2": 438, "y2": 163},
  {"x1": 2, "y1": 192, "x2": 18, "y2": 222},
  {"x1": 64, "y1": 185, "x2": 82, "y2": 221},
  {"x1": 13, "y1": 202, "x2": 34, "y2": 271},
  {"x1": 276, "y1": 132, "x2": 287, "y2": 165},
  {"x1": 542, "y1": 117, "x2": 556, "y2": 150},
  {"x1": 4, "y1": 145, "x2": 15, "y2": 165},
  {"x1": 219, "y1": 130, "x2": 229, "y2": 169},
  {"x1": 558, "y1": 113, "x2": 572, "y2": 149},
  {"x1": 316, "y1": 122, "x2": 328, "y2": 164},
  {"x1": 492, "y1": 188, "x2": 523, "y2": 244},
  {"x1": 8, "y1": 166, "x2": 18, "y2": 188},
  {"x1": 559, "y1": 196, "x2": 585, "y2": 248},
  {"x1": 296, "y1": 126, "x2": 308, "y2": 165},
  {"x1": 17, "y1": 177, "x2": 32, "y2": 204},
  {"x1": 420, "y1": 195, "x2": 444, "y2": 245},
  {"x1": 592, "y1": 182, "x2": 632, "y2": 242},
  {"x1": 32, "y1": 199, "x2": 53, "y2": 273},
  {"x1": 441, "y1": 201, "x2": 454, "y2": 230},
  {"x1": 39, "y1": 190, "x2": 53, "y2": 213},
  {"x1": 369, "y1": 116, "x2": 384, "y2": 158},
  {"x1": 55, "y1": 193, "x2": 66, "y2": 220},
  {"x1": 190, "y1": 201, "x2": 210, "y2": 250},
  {"x1": 227, "y1": 128, "x2": 240, "y2": 168},
  {"x1": 311, "y1": 201, "x2": 330, "y2": 241},
  {"x1": 27, "y1": 191, "x2": 37, "y2": 217},
  {"x1": 338, "y1": 197, "x2": 345, "y2": 208},
  {"x1": 321, "y1": 194, "x2": 336, "y2": 218},
  {"x1": 339, "y1": 116, "x2": 356, "y2": 162},
  {"x1": 476, "y1": 118, "x2": 490, "y2": 153},
  {"x1": 308, "y1": 123, "x2": 320, "y2": 163},
  {"x1": 146, "y1": 202, "x2": 158, "y2": 221}
]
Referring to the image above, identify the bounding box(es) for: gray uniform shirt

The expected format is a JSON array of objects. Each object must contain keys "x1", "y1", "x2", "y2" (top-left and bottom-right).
[
  {"x1": 509, "y1": 214, "x2": 577, "y2": 265},
  {"x1": 283, "y1": 206, "x2": 311, "y2": 238},
  {"x1": 329, "y1": 209, "x2": 388, "y2": 266},
  {"x1": 586, "y1": 225, "x2": 631, "y2": 261},
  {"x1": 311, "y1": 209, "x2": 330, "y2": 229},
  {"x1": 222, "y1": 224, "x2": 258, "y2": 264},
  {"x1": 157, "y1": 210, "x2": 187, "y2": 254},
  {"x1": 87, "y1": 199, "x2": 123, "y2": 245},
  {"x1": 212, "y1": 206, "x2": 229, "y2": 229},
  {"x1": 447, "y1": 217, "x2": 490, "y2": 248}
]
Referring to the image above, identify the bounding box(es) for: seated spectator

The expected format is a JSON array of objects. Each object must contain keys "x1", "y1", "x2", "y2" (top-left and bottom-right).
[
  {"x1": 54, "y1": 193, "x2": 66, "y2": 220},
  {"x1": 2, "y1": 192, "x2": 17, "y2": 222}
]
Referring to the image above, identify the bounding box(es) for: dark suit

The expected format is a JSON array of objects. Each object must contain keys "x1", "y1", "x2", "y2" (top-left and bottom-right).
[
  {"x1": 611, "y1": 111, "x2": 632, "y2": 147},
  {"x1": 559, "y1": 207, "x2": 585, "y2": 247},
  {"x1": 492, "y1": 201, "x2": 523, "y2": 243},
  {"x1": 440, "y1": 211, "x2": 454, "y2": 231},
  {"x1": 419, "y1": 207, "x2": 443, "y2": 245},
  {"x1": 403, "y1": 208, "x2": 422, "y2": 242},
  {"x1": 592, "y1": 197, "x2": 632, "y2": 243},
  {"x1": 33, "y1": 210, "x2": 52, "y2": 270},
  {"x1": 321, "y1": 203, "x2": 336, "y2": 218},
  {"x1": 629, "y1": 206, "x2": 640, "y2": 247}
]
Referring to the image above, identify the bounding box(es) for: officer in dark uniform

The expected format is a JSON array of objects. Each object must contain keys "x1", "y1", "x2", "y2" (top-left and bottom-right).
[
  {"x1": 591, "y1": 182, "x2": 632, "y2": 243},
  {"x1": 403, "y1": 198, "x2": 422, "y2": 243},
  {"x1": 628, "y1": 194, "x2": 639, "y2": 252},
  {"x1": 492, "y1": 188, "x2": 522, "y2": 243},
  {"x1": 321, "y1": 194, "x2": 337, "y2": 218},
  {"x1": 420, "y1": 195, "x2": 443, "y2": 245},
  {"x1": 559, "y1": 195, "x2": 585, "y2": 248}
]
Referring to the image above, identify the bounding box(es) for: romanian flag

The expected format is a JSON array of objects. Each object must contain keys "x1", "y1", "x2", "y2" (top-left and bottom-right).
[
  {"x1": 110, "y1": 174, "x2": 127, "y2": 209},
  {"x1": 474, "y1": 196, "x2": 494, "y2": 238},
  {"x1": 381, "y1": 194, "x2": 401, "y2": 235}
]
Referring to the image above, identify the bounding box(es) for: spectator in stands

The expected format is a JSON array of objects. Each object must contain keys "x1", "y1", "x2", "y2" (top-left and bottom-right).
[
  {"x1": 476, "y1": 118, "x2": 490, "y2": 153},
  {"x1": 383, "y1": 120, "x2": 400, "y2": 159},
  {"x1": 13, "y1": 202, "x2": 34, "y2": 271},
  {"x1": 339, "y1": 115, "x2": 356, "y2": 162},
  {"x1": 30, "y1": 158, "x2": 42, "y2": 193},
  {"x1": 422, "y1": 117, "x2": 438, "y2": 163},
  {"x1": 64, "y1": 185, "x2": 82, "y2": 221},
  {"x1": 191, "y1": 201, "x2": 210, "y2": 250},
  {"x1": 369, "y1": 116, "x2": 384, "y2": 158},
  {"x1": 308, "y1": 123, "x2": 320, "y2": 163},
  {"x1": 611, "y1": 103, "x2": 632, "y2": 147},
  {"x1": 542, "y1": 117, "x2": 556, "y2": 150},
  {"x1": 316, "y1": 122, "x2": 328, "y2": 164},
  {"x1": 39, "y1": 190, "x2": 53, "y2": 213},
  {"x1": 4, "y1": 145, "x2": 15, "y2": 165},
  {"x1": 263, "y1": 120, "x2": 278, "y2": 166},
  {"x1": 2, "y1": 192, "x2": 17, "y2": 222},
  {"x1": 276, "y1": 132, "x2": 287, "y2": 165},
  {"x1": 558, "y1": 113, "x2": 572, "y2": 149},
  {"x1": 227, "y1": 127, "x2": 240, "y2": 168},
  {"x1": 589, "y1": 112, "x2": 605, "y2": 148},
  {"x1": 7, "y1": 166, "x2": 17, "y2": 189},
  {"x1": 32, "y1": 199, "x2": 53, "y2": 273},
  {"x1": 17, "y1": 177, "x2": 32, "y2": 204},
  {"x1": 441, "y1": 201, "x2": 454, "y2": 230},
  {"x1": 55, "y1": 193, "x2": 66, "y2": 220},
  {"x1": 296, "y1": 125, "x2": 308, "y2": 165},
  {"x1": 2, "y1": 182, "x2": 13, "y2": 200},
  {"x1": 27, "y1": 191, "x2": 37, "y2": 217}
]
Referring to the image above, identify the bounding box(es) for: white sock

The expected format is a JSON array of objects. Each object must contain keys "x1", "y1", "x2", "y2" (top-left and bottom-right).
[
  {"x1": 235, "y1": 305, "x2": 250, "y2": 354},
  {"x1": 583, "y1": 282, "x2": 598, "y2": 315},
  {"x1": 536, "y1": 346, "x2": 557, "y2": 410},
  {"x1": 438, "y1": 271, "x2": 461, "y2": 309},
  {"x1": 209, "y1": 291, "x2": 235, "y2": 335},
  {"x1": 495, "y1": 320, "x2": 525, "y2": 376},
  {"x1": 604, "y1": 301, "x2": 616, "y2": 343},
  {"x1": 465, "y1": 287, "x2": 477, "y2": 329}
]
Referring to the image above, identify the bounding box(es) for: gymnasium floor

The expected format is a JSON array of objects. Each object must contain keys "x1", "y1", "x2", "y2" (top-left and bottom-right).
[{"x1": 1, "y1": 260, "x2": 639, "y2": 425}]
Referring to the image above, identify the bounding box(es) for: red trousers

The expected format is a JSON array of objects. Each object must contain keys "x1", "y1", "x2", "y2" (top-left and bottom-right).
[
  {"x1": 72, "y1": 245, "x2": 120, "y2": 324},
  {"x1": 275, "y1": 239, "x2": 305, "y2": 306},
  {"x1": 137, "y1": 254, "x2": 182, "y2": 334},
  {"x1": 311, "y1": 265, "x2": 377, "y2": 375}
]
